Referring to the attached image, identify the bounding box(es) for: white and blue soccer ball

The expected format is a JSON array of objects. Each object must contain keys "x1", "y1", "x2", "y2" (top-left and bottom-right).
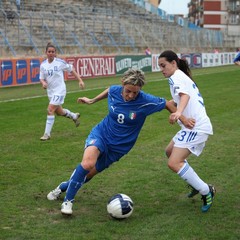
[{"x1": 107, "y1": 193, "x2": 134, "y2": 219}]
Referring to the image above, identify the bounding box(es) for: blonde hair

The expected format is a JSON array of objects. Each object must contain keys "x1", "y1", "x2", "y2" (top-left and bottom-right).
[{"x1": 122, "y1": 68, "x2": 145, "y2": 87}]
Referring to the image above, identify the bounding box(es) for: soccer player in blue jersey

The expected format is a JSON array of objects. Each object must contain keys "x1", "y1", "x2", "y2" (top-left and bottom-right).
[
  {"x1": 233, "y1": 48, "x2": 240, "y2": 66},
  {"x1": 47, "y1": 68, "x2": 195, "y2": 215}
]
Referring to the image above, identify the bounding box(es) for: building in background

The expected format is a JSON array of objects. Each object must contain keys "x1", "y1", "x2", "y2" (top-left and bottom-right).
[
  {"x1": 147, "y1": 0, "x2": 159, "y2": 7},
  {"x1": 188, "y1": 0, "x2": 240, "y2": 46},
  {"x1": 188, "y1": 0, "x2": 240, "y2": 32}
]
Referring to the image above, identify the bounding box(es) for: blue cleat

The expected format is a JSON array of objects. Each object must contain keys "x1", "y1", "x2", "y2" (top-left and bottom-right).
[
  {"x1": 187, "y1": 185, "x2": 199, "y2": 198},
  {"x1": 201, "y1": 185, "x2": 216, "y2": 212}
]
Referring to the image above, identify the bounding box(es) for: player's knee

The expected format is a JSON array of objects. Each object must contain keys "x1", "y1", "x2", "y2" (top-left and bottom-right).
[
  {"x1": 47, "y1": 107, "x2": 55, "y2": 115},
  {"x1": 165, "y1": 148, "x2": 172, "y2": 158},
  {"x1": 81, "y1": 161, "x2": 96, "y2": 171},
  {"x1": 167, "y1": 160, "x2": 177, "y2": 172}
]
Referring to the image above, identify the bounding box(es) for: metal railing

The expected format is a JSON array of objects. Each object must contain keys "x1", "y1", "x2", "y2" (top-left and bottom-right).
[{"x1": 0, "y1": 0, "x2": 231, "y2": 56}]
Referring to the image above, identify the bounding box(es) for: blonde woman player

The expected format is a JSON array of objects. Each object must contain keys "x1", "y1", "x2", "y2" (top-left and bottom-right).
[
  {"x1": 158, "y1": 50, "x2": 215, "y2": 213},
  {"x1": 39, "y1": 42, "x2": 85, "y2": 141},
  {"x1": 46, "y1": 68, "x2": 195, "y2": 215}
]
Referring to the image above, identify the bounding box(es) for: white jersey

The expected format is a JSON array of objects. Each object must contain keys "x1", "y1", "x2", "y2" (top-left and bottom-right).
[
  {"x1": 169, "y1": 69, "x2": 213, "y2": 135},
  {"x1": 39, "y1": 57, "x2": 73, "y2": 97}
]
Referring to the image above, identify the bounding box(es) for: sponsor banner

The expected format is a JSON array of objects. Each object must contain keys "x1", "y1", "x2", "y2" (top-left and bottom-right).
[
  {"x1": 202, "y1": 52, "x2": 235, "y2": 67},
  {"x1": 152, "y1": 54, "x2": 160, "y2": 72},
  {"x1": 181, "y1": 53, "x2": 202, "y2": 68},
  {"x1": 65, "y1": 56, "x2": 116, "y2": 79},
  {"x1": 30, "y1": 59, "x2": 41, "y2": 83},
  {"x1": 221, "y1": 52, "x2": 236, "y2": 65},
  {"x1": 115, "y1": 55, "x2": 151, "y2": 74},
  {"x1": 202, "y1": 53, "x2": 220, "y2": 67},
  {"x1": 16, "y1": 59, "x2": 27, "y2": 84},
  {"x1": 0, "y1": 58, "x2": 42, "y2": 87},
  {"x1": 202, "y1": 53, "x2": 213, "y2": 67},
  {"x1": 0, "y1": 52, "x2": 236, "y2": 88},
  {"x1": 1, "y1": 60, "x2": 14, "y2": 86}
]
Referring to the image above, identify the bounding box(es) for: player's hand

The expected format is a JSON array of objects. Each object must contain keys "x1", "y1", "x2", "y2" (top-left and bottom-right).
[
  {"x1": 182, "y1": 118, "x2": 196, "y2": 129},
  {"x1": 79, "y1": 81, "x2": 85, "y2": 90},
  {"x1": 77, "y1": 97, "x2": 93, "y2": 104},
  {"x1": 169, "y1": 111, "x2": 181, "y2": 124},
  {"x1": 42, "y1": 82, "x2": 48, "y2": 89}
]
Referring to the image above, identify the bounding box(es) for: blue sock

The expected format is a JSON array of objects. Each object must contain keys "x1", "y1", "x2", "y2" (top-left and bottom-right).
[
  {"x1": 59, "y1": 181, "x2": 70, "y2": 192},
  {"x1": 59, "y1": 177, "x2": 92, "y2": 193},
  {"x1": 84, "y1": 177, "x2": 92, "y2": 184},
  {"x1": 64, "y1": 164, "x2": 89, "y2": 202}
]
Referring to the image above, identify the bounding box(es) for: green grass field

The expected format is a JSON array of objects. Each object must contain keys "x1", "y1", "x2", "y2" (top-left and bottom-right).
[{"x1": 0, "y1": 66, "x2": 239, "y2": 240}]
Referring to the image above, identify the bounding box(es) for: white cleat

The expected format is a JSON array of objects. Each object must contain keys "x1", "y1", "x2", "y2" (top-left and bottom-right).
[
  {"x1": 47, "y1": 187, "x2": 62, "y2": 200},
  {"x1": 40, "y1": 133, "x2": 50, "y2": 141},
  {"x1": 61, "y1": 200, "x2": 73, "y2": 215},
  {"x1": 73, "y1": 113, "x2": 80, "y2": 127}
]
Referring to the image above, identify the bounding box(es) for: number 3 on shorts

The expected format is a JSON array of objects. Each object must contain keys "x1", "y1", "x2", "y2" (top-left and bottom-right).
[{"x1": 178, "y1": 131, "x2": 197, "y2": 142}]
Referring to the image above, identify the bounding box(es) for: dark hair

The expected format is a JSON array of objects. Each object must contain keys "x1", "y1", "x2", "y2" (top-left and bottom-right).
[
  {"x1": 159, "y1": 50, "x2": 193, "y2": 80},
  {"x1": 45, "y1": 42, "x2": 56, "y2": 52}
]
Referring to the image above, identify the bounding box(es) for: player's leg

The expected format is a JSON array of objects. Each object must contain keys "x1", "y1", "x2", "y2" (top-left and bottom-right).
[
  {"x1": 165, "y1": 140, "x2": 174, "y2": 158},
  {"x1": 61, "y1": 146, "x2": 100, "y2": 215},
  {"x1": 56, "y1": 106, "x2": 80, "y2": 127},
  {"x1": 47, "y1": 168, "x2": 97, "y2": 201},
  {"x1": 40, "y1": 103, "x2": 58, "y2": 141},
  {"x1": 168, "y1": 147, "x2": 209, "y2": 193},
  {"x1": 168, "y1": 146, "x2": 214, "y2": 212},
  {"x1": 47, "y1": 181, "x2": 69, "y2": 200}
]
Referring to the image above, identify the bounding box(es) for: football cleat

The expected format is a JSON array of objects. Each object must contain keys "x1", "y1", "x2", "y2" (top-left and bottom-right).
[
  {"x1": 47, "y1": 186, "x2": 62, "y2": 200},
  {"x1": 73, "y1": 113, "x2": 80, "y2": 127},
  {"x1": 40, "y1": 133, "x2": 50, "y2": 141},
  {"x1": 61, "y1": 200, "x2": 73, "y2": 215},
  {"x1": 201, "y1": 185, "x2": 216, "y2": 212},
  {"x1": 187, "y1": 185, "x2": 199, "y2": 198}
]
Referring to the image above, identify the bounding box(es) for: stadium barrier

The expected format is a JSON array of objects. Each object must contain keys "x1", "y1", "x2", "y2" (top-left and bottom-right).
[{"x1": 0, "y1": 53, "x2": 236, "y2": 88}]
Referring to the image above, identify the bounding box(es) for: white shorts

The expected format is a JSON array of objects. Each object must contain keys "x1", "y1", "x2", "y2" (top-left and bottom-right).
[
  {"x1": 173, "y1": 129, "x2": 210, "y2": 156},
  {"x1": 49, "y1": 95, "x2": 65, "y2": 105}
]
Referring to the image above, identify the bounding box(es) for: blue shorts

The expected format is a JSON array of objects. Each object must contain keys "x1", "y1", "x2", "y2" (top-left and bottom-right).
[{"x1": 85, "y1": 132, "x2": 125, "y2": 173}]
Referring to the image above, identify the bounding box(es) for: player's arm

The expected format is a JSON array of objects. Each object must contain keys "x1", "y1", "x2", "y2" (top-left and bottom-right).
[
  {"x1": 165, "y1": 99, "x2": 195, "y2": 129},
  {"x1": 71, "y1": 68, "x2": 85, "y2": 90},
  {"x1": 77, "y1": 88, "x2": 109, "y2": 105},
  {"x1": 169, "y1": 93, "x2": 189, "y2": 121}
]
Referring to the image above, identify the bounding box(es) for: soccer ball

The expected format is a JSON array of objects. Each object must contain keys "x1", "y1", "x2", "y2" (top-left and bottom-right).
[{"x1": 107, "y1": 193, "x2": 134, "y2": 219}]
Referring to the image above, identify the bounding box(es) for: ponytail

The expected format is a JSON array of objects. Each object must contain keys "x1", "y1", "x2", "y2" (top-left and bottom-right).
[{"x1": 178, "y1": 58, "x2": 192, "y2": 79}]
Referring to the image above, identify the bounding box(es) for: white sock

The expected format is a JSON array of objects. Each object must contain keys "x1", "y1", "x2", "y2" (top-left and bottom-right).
[
  {"x1": 177, "y1": 161, "x2": 209, "y2": 195},
  {"x1": 44, "y1": 115, "x2": 55, "y2": 136},
  {"x1": 63, "y1": 109, "x2": 76, "y2": 119}
]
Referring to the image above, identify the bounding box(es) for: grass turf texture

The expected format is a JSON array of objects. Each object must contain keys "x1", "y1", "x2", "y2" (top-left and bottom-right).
[{"x1": 0, "y1": 66, "x2": 239, "y2": 240}]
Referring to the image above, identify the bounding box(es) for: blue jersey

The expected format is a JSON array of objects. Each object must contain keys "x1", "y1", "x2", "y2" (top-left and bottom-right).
[
  {"x1": 90, "y1": 85, "x2": 166, "y2": 154},
  {"x1": 233, "y1": 52, "x2": 240, "y2": 62}
]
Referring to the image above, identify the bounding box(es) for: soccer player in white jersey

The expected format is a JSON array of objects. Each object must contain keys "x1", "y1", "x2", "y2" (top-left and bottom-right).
[
  {"x1": 47, "y1": 68, "x2": 195, "y2": 215},
  {"x1": 158, "y1": 50, "x2": 215, "y2": 212},
  {"x1": 39, "y1": 42, "x2": 85, "y2": 141}
]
